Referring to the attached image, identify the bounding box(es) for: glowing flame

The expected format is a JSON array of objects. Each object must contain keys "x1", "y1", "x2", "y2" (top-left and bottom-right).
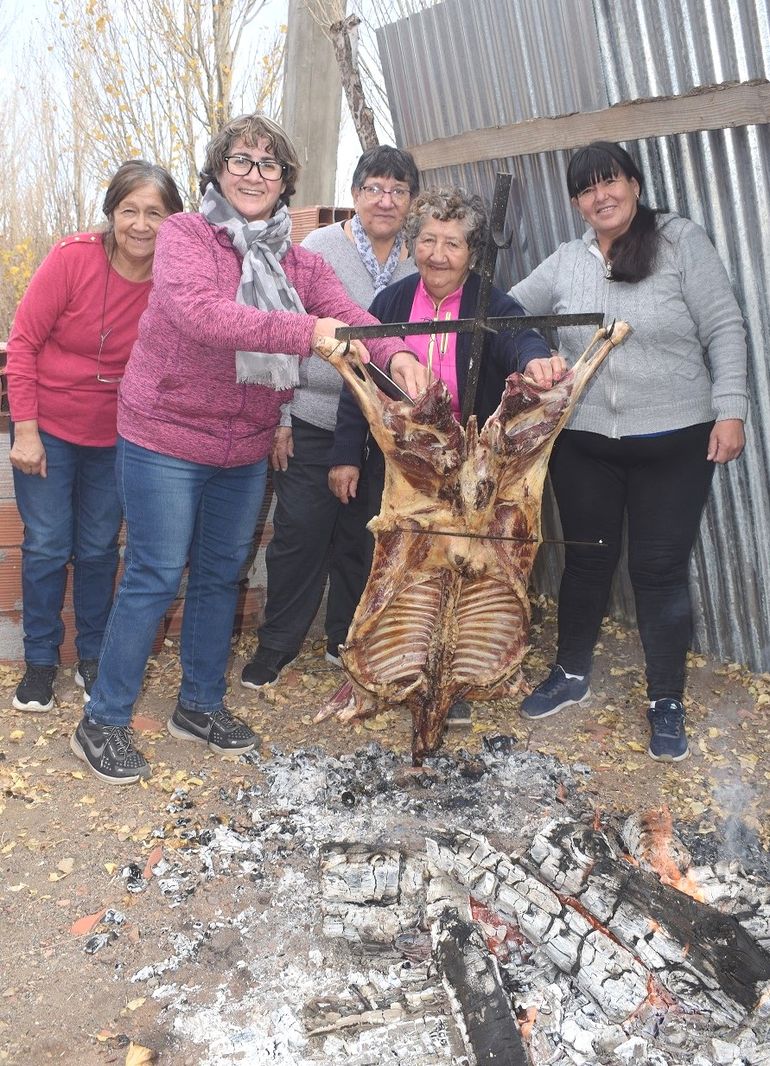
[{"x1": 638, "y1": 807, "x2": 706, "y2": 903}]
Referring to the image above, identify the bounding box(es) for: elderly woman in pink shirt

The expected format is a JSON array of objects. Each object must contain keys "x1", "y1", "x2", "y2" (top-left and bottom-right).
[{"x1": 70, "y1": 113, "x2": 427, "y2": 785}]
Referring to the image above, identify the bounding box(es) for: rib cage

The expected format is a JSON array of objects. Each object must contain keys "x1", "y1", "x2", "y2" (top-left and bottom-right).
[{"x1": 314, "y1": 326, "x2": 630, "y2": 763}]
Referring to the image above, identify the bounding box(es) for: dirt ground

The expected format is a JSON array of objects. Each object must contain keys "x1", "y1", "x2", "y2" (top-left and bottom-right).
[{"x1": 1, "y1": 597, "x2": 769, "y2": 1065}]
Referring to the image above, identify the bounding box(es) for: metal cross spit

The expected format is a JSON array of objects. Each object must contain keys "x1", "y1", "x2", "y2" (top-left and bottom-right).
[
  {"x1": 333, "y1": 171, "x2": 608, "y2": 548},
  {"x1": 334, "y1": 171, "x2": 604, "y2": 427}
]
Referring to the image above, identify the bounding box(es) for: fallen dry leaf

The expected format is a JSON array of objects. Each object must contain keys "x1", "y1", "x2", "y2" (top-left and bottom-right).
[
  {"x1": 142, "y1": 844, "x2": 164, "y2": 880},
  {"x1": 125, "y1": 1042, "x2": 157, "y2": 1064},
  {"x1": 69, "y1": 908, "x2": 107, "y2": 936}
]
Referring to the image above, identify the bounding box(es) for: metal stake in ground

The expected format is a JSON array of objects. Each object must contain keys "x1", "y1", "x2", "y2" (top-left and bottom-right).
[{"x1": 460, "y1": 171, "x2": 513, "y2": 426}]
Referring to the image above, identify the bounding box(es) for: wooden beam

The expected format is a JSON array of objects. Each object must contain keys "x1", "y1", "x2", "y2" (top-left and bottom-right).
[{"x1": 407, "y1": 80, "x2": 770, "y2": 171}]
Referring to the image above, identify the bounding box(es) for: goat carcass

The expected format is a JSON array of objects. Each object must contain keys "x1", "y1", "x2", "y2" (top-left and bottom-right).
[{"x1": 313, "y1": 325, "x2": 630, "y2": 764}]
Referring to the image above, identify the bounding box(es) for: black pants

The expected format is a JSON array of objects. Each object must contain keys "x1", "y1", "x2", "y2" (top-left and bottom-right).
[
  {"x1": 549, "y1": 423, "x2": 715, "y2": 701},
  {"x1": 258, "y1": 418, "x2": 370, "y2": 656}
]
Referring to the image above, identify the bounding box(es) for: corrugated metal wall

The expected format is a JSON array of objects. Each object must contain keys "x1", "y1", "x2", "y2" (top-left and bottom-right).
[{"x1": 378, "y1": 0, "x2": 770, "y2": 671}]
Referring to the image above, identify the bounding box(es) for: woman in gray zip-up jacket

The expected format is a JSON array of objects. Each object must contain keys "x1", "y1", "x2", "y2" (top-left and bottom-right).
[{"x1": 510, "y1": 140, "x2": 747, "y2": 763}]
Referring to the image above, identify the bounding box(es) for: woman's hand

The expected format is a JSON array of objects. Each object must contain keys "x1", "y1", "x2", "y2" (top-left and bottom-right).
[
  {"x1": 270, "y1": 426, "x2": 293, "y2": 472},
  {"x1": 389, "y1": 351, "x2": 431, "y2": 399},
  {"x1": 329, "y1": 465, "x2": 360, "y2": 504},
  {"x1": 10, "y1": 421, "x2": 47, "y2": 477},
  {"x1": 312, "y1": 318, "x2": 370, "y2": 364},
  {"x1": 707, "y1": 418, "x2": 745, "y2": 464},
  {"x1": 522, "y1": 353, "x2": 568, "y2": 389}
]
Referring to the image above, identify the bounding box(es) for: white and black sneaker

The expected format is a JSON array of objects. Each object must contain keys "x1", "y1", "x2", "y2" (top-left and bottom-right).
[
  {"x1": 70, "y1": 717, "x2": 151, "y2": 785},
  {"x1": 167, "y1": 702, "x2": 259, "y2": 755},
  {"x1": 75, "y1": 659, "x2": 98, "y2": 702},
  {"x1": 13, "y1": 664, "x2": 57, "y2": 712}
]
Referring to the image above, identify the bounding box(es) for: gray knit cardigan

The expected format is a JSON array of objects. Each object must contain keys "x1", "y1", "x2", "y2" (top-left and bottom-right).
[{"x1": 510, "y1": 213, "x2": 748, "y2": 438}]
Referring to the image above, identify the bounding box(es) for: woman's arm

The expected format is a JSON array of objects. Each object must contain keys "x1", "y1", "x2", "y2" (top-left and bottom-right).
[
  {"x1": 149, "y1": 215, "x2": 318, "y2": 357},
  {"x1": 676, "y1": 220, "x2": 748, "y2": 427},
  {"x1": 508, "y1": 248, "x2": 561, "y2": 316},
  {"x1": 301, "y1": 251, "x2": 428, "y2": 393},
  {"x1": 6, "y1": 245, "x2": 70, "y2": 424},
  {"x1": 489, "y1": 287, "x2": 567, "y2": 388}
]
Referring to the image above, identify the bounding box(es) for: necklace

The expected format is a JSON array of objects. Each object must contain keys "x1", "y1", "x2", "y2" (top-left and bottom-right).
[
  {"x1": 96, "y1": 242, "x2": 122, "y2": 384},
  {"x1": 426, "y1": 304, "x2": 452, "y2": 378}
]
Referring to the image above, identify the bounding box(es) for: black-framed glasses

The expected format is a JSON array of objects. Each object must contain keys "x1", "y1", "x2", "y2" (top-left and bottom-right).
[
  {"x1": 224, "y1": 155, "x2": 286, "y2": 180},
  {"x1": 359, "y1": 184, "x2": 411, "y2": 203}
]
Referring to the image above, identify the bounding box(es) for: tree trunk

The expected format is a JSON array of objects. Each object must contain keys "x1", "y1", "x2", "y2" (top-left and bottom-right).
[{"x1": 328, "y1": 14, "x2": 378, "y2": 149}]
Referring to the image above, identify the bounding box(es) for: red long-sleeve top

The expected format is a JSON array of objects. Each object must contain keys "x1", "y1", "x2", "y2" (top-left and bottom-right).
[{"x1": 6, "y1": 233, "x2": 152, "y2": 446}]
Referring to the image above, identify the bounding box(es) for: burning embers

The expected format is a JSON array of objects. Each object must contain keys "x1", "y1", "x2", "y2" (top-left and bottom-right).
[{"x1": 320, "y1": 813, "x2": 770, "y2": 1064}]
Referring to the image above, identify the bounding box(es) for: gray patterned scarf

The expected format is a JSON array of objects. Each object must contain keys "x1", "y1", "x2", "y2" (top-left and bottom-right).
[
  {"x1": 200, "y1": 183, "x2": 304, "y2": 389},
  {"x1": 351, "y1": 212, "x2": 404, "y2": 294}
]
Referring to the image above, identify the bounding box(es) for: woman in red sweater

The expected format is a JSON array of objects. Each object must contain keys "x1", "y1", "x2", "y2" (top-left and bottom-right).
[
  {"x1": 6, "y1": 161, "x2": 183, "y2": 713},
  {"x1": 71, "y1": 114, "x2": 428, "y2": 785}
]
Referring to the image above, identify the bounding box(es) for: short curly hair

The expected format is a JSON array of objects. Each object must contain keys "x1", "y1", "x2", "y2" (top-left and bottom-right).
[
  {"x1": 405, "y1": 187, "x2": 488, "y2": 268},
  {"x1": 199, "y1": 113, "x2": 300, "y2": 205}
]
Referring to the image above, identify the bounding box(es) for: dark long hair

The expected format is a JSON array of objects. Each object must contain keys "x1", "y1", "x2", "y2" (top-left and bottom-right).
[{"x1": 567, "y1": 141, "x2": 660, "y2": 283}]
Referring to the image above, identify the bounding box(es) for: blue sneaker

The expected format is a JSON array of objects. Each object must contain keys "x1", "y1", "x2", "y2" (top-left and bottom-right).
[
  {"x1": 647, "y1": 699, "x2": 689, "y2": 762},
  {"x1": 520, "y1": 665, "x2": 590, "y2": 720}
]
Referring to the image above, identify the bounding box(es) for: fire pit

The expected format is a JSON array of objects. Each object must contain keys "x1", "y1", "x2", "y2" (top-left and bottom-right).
[{"x1": 127, "y1": 741, "x2": 770, "y2": 1064}]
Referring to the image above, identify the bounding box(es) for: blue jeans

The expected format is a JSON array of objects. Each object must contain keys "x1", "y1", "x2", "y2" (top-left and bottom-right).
[
  {"x1": 11, "y1": 427, "x2": 122, "y2": 665},
  {"x1": 87, "y1": 437, "x2": 267, "y2": 727}
]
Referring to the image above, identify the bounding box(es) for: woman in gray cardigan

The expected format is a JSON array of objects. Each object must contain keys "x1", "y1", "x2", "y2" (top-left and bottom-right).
[{"x1": 511, "y1": 141, "x2": 747, "y2": 763}]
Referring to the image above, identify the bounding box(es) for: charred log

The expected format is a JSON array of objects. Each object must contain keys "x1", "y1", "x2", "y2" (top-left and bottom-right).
[
  {"x1": 433, "y1": 910, "x2": 530, "y2": 1065},
  {"x1": 529, "y1": 819, "x2": 770, "y2": 1023},
  {"x1": 426, "y1": 829, "x2": 651, "y2": 1023}
]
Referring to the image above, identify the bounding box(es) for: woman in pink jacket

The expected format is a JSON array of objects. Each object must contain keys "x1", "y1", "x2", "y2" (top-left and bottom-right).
[{"x1": 70, "y1": 114, "x2": 427, "y2": 785}]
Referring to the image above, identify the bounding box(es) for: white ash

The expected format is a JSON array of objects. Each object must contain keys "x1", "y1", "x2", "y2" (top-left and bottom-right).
[{"x1": 105, "y1": 742, "x2": 770, "y2": 1064}]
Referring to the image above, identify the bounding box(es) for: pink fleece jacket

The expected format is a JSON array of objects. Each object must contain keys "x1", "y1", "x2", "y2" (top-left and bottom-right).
[{"x1": 118, "y1": 212, "x2": 402, "y2": 467}]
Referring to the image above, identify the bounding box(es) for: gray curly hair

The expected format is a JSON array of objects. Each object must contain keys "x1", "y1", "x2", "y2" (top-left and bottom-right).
[{"x1": 405, "y1": 187, "x2": 488, "y2": 268}]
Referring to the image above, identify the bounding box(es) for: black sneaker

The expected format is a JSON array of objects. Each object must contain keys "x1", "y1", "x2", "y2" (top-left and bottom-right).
[
  {"x1": 13, "y1": 664, "x2": 57, "y2": 712},
  {"x1": 520, "y1": 665, "x2": 590, "y2": 720},
  {"x1": 70, "y1": 717, "x2": 151, "y2": 785},
  {"x1": 325, "y1": 641, "x2": 342, "y2": 667},
  {"x1": 647, "y1": 699, "x2": 689, "y2": 762},
  {"x1": 167, "y1": 702, "x2": 259, "y2": 755},
  {"x1": 446, "y1": 699, "x2": 472, "y2": 727},
  {"x1": 241, "y1": 648, "x2": 295, "y2": 689},
  {"x1": 75, "y1": 659, "x2": 98, "y2": 702}
]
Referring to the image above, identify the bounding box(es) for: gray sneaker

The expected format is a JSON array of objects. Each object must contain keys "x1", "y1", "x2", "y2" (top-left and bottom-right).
[
  {"x1": 520, "y1": 665, "x2": 590, "y2": 720},
  {"x1": 70, "y1": 717, "x2": 151, "y2": 785},
  {"x1": 167, "y1": 702, "x2": 259, "y2": 755}
]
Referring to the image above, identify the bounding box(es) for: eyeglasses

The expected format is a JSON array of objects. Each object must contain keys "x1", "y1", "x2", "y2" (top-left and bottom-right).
[
  {"x1": 224, "y1": 155, "x2": 286, "y2": 180},
  {"x1": 96, "y1": 328, "x2": 123, "y2": 384},
  {"x1": 359, "y1": 184, "x2": 411, "y2": 204}
]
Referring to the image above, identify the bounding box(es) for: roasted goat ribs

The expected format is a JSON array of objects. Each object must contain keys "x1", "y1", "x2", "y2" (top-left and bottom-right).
[{"x1": 313, "y1": 325, "x2": 630, "y2": 763}]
